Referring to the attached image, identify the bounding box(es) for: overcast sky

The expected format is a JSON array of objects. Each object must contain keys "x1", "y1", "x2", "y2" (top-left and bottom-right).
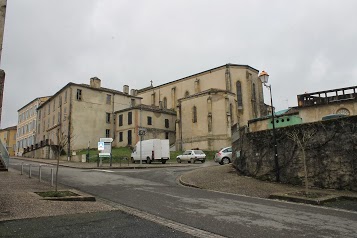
[{"x1": 1, "y1": 0, "x2": 357, "y2": 128}]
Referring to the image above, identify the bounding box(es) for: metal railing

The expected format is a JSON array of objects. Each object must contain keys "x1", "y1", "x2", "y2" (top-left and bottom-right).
[{"x1": 0, "y1": 138, "x2": 10, "y2": 170}]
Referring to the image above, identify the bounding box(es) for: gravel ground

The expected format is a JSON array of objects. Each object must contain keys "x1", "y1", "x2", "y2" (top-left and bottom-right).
[
  {"x1": 0, "y1": 168, "x2": 115, "y2": 221},
  {"x1": 180, "y1": 164, "x2": 357, "y2": 199}
]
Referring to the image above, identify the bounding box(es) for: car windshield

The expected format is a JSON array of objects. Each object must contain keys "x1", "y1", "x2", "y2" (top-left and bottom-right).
[{"x1": 194, "y1": 150, "x2": 204, "y2": 154}]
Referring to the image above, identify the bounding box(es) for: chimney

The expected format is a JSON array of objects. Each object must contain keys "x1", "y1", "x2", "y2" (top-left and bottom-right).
[
  {"x1": 130, "y1": 89, "x2": 137, "y2": 96},
  {"x1": 90, "y1": 77, "x2": 101, "y2": 88},
  {"x1": 123, "y1": 85, "x2": 129, "y2": 94}
]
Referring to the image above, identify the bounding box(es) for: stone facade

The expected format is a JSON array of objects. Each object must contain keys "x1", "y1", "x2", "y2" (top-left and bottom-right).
[
  {"x1": 16, "y1": 97, "x2": 50, "y2": 156},
  {"x1": 233, "y1": 116, "x2": 357, "y2": 191},
  {"x1": 115, "y1": 105, "x2": 176, "y2": 147},
  {"x1": 0, "y1": 125, "x2": 16, "y2": 156},
  {"x1": 25, "y1": 78, "x2": 141, "y2": 159},
  {"x1": 137, "y1": 64, "x2": 266, "y2": 151}
]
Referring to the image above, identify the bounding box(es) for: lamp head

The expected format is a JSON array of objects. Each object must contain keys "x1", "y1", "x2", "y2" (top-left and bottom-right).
[{"x1": 259, "y1": 70, "x2": 269, "y2": 84}]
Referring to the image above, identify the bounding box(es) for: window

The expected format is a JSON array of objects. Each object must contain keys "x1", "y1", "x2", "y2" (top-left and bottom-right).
[
  {"x1": 127, "y1": 130, "x2": 132, "y2": 145},
  {"x1": 77, "y1": 89, "x2": 82, "y2": 100},
  {"x1": 192, "y1": 106, "x2": 197, "y2": 123},
  {"x1": 236, "y1": 81, "x2": 243, "y2": 109},
  {"x1": 147, "y1": 116, "x2": 152, "y2": 125},
  {"x1": 53, "y1": 99, "x2": 55, "y2": 111},
  {"x1": 119, "y1": 114, "x2": 123, "y2": 126},
  {"x1": 58, "y1": 112, "x2": 60, "y2": 123},
  {"x1": 106, "y1": 113, "x2": 111, "y2": 123},
  {"x1": 163, "y1": 97, "x2": 167, "y2": 109},
  {"x1": 38, "y1": 110, "x2": 41, "y2": 119},
  {"x1": 106, "y1": 94, "x2": 111, "y2": 104},
  {"x1": 48, "y1": 104, "x2": 50, "y2": 115},
  {"x1": 131, "y1": 98, "x2": 135, "y2": 107},
  {"x1": 165, "y1": 132, "x2": 169, "y2": 139},
  {"x1": 165, "y1": 119, "x2": 169, "y2": 128},
  {"x1": 65, "y1": 90, "x2": 67, "y2": 103},
  {"x1": 119, "y1": 132, "x2": 123, "y2": 142},
  {"x1": 128, "y1": 112, "x2": 132, "y2": 125},
  {"x1": 105, "y1": 129, "x2": 110, "y2": 138},
  {"x1": 59, "y1": 95, "x2": 62, "y2": 107},
  {"x1": 47, "y1": 118, "x2": 50, "y2": 128},
  {"x1": 53, "y1": 115, "x2": 55, "y2": 126}
]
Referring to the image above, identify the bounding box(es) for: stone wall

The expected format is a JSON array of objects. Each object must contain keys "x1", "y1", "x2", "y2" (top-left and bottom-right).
[{"x1": 232, "y1": 116, "x2": 357, "y2": 191}]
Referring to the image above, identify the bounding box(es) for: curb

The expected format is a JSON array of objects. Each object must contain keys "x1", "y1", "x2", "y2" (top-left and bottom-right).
[
  {"x1": 35, "y1": 189, "x2": 96, "y2": 202},
  {"x1": 178, "y1": 175, "x2": 201, "y2": 189}
]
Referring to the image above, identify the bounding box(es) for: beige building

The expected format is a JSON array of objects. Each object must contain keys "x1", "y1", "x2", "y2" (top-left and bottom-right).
[
  {"x1": 0, "y1": 125, "x2": 16, "y2": 156},
  {"x1": 16, "y1": 96, "x2": 50, "y2": 156},
  {"x1": 26, "y1": 78, "x2": 141, "y2": 159},
  {"x1": 136, "y1": 64, "x2": 266, "y2": 151},
  {"x1": 296, "y1": 86, "x2": 357, "y2": 122},
  {"x1": 115, "y1": 104, "x2": 176, "y2": 147},
  {"x1": 248, "y1": 86, "x2": 357, "y2": 133}
]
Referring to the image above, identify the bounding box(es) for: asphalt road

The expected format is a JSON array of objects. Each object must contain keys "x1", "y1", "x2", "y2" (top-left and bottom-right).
[{"x1": 9, "y1": 159, "x2": 357, "y2": 238}]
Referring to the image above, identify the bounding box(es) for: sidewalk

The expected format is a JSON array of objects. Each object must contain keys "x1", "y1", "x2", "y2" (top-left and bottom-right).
[
  {"x1": 11, "y1": 156, "x2": 192, "y2": 169},
  {"x1": 0, "y1": 168, "x2": 115, "y2": 222}
]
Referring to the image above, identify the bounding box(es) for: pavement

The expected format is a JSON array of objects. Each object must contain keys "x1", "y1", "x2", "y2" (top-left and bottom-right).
[{"x1": 1, "y1": 156, "x2": 357, "y2": 236}]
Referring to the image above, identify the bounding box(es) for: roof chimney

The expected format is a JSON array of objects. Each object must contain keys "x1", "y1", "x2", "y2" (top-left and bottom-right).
[
  {"x1": 130, "y1": 89, "x2": 137, "y2": 96},
  {"x1": 123, "y1": 85, "x2": 129, "y2": 94},
  {"x1": 90, "y1": 77, "x2": 101, "y2": 88}
]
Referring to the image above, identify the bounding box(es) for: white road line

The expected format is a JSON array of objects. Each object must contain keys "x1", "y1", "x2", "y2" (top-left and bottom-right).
[{"x1": 99, "y1": 198, "x2": 226, "y2": 238}]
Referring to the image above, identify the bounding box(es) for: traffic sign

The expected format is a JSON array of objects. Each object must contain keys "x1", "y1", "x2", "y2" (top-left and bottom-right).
[
  {"x1": 98, "y1": 142, "x2": 105, "y2": 151},
  {"x1": 138, "y1": 128, "x2": 147, "y2": 136}
]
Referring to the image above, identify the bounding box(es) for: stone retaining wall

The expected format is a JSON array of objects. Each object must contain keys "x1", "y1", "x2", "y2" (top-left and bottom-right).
[{"x1": 232, "y1": 116, "x2": 357, "y2": 191}]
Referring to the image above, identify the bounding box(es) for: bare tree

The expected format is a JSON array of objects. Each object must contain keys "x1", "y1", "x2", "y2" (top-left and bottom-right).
[
  {"x1": 54, "y1": 128, "x2": 69, "y2": 192},
  {"x1": 286, "y1": 125, "x2": 317, "y2": 194}
]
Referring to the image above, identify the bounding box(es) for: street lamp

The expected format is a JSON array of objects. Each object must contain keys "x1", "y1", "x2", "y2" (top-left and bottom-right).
[{"x1": 259, "y1": 70, "x2": 280, "y2": 182}]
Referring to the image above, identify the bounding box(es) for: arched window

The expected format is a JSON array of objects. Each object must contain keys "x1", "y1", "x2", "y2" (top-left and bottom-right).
[
  {"x1": 192, "y1": 106, "x2": 197, "y2": 123},
  {"x1": 185, "y1": 91, "x2": 190, "y2": 97},
  {"x1": 236, "y1": 81, "x2": 243, "y2": 109},
  {"x1": 163, "y1": 97, "x2": 167, "y2": 109},
  {"x1": 230, "y1": 103, "x2": 233, "y2": 123}
]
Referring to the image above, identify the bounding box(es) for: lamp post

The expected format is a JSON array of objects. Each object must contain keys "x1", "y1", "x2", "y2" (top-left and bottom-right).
[{"x1": 259, "y1": 70, "x2": 280, "y2": 182}]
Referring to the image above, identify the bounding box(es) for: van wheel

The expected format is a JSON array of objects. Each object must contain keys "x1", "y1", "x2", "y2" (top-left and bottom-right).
[
  {"x1": 146, "y1": 157, "x2": 151, "y2": 164},
  {"x1": 161, "y1": 160, "x2": 166, "y2": 164},
  {"x1": 131, "y1": 158, "x2": 135, "y2": 164},
  {"x1": 176, "y1": 158, "x2": 181, "y2": 163},
  {"x1": 190, "y1": 158, "x2": 194, "y2": 164},
  {"x1": 201, "y1": 159, "x2": 205, "y2": 163}
]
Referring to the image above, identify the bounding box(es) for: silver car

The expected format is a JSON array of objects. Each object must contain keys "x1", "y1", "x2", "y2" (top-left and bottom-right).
[
  {"x1": 214, "y1": 146, "x2": 232, "y2": 165},
  {"x1": 176, "y1": 150, "x2": 206, "y2": 163}
]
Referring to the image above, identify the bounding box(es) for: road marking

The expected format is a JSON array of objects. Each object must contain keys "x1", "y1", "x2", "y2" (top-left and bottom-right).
[
  {"x1": 92, "y1": 169, "x2": 115, "y2": 173},
  {"x1": 99, "y1": 198, "x2": 226, "y2": 238}
]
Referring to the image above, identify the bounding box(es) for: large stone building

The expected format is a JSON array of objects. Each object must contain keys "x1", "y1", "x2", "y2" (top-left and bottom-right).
[
  {"x1": 25, "y1": 78, "x2": 141, "y2": 159},
  {"x1": 16, "y1": 96, "x2": 50, "y2": 156},
  {"x1": 0, "y1": 125, "x2": 16, "y2": 156},
  {"x1": 21, "y1": 64, "x2": 266, "y2": 158},
  {"x1": 136, "y1": 64, "x2": 266, "y2": 150}
]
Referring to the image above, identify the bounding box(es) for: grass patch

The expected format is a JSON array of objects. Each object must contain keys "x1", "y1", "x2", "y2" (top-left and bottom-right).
[
  {"x1": 35, "y1": 191, "x2": 79, "y2": 198},
  {"x1": 77, "y1": 147, "x2": 216, "y2": 163}
]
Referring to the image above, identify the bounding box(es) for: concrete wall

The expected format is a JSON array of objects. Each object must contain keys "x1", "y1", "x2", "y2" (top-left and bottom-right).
[{"x1": 233, "y1": 116, "x2": 357, "y2": 191}]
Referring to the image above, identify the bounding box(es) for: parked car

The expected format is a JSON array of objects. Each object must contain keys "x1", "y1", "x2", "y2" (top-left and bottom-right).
[
  {"x1": 176, "y1": 150, "x2": 206, "y2": 163},
  {"x1": 214, "y1": 146, "x2": 232, "y2": 165}
]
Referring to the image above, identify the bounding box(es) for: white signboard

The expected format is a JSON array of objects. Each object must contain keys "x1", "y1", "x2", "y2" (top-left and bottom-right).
[
  {"x1": 100, "y1": 138, "x2": 113, "y2": 143},
  {"x1": 98, "y1": 142, "x2": 105, "y2": 151}
]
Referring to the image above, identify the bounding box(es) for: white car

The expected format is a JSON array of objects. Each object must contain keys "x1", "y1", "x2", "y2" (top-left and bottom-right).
[{"x1": 176, "y1": 150, "x2": 206, "y2": 163}]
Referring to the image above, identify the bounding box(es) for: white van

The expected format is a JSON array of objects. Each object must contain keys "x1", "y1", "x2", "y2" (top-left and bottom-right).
[{"x1": 131, "y1": 139, "x2": 170, "y2": 164}]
